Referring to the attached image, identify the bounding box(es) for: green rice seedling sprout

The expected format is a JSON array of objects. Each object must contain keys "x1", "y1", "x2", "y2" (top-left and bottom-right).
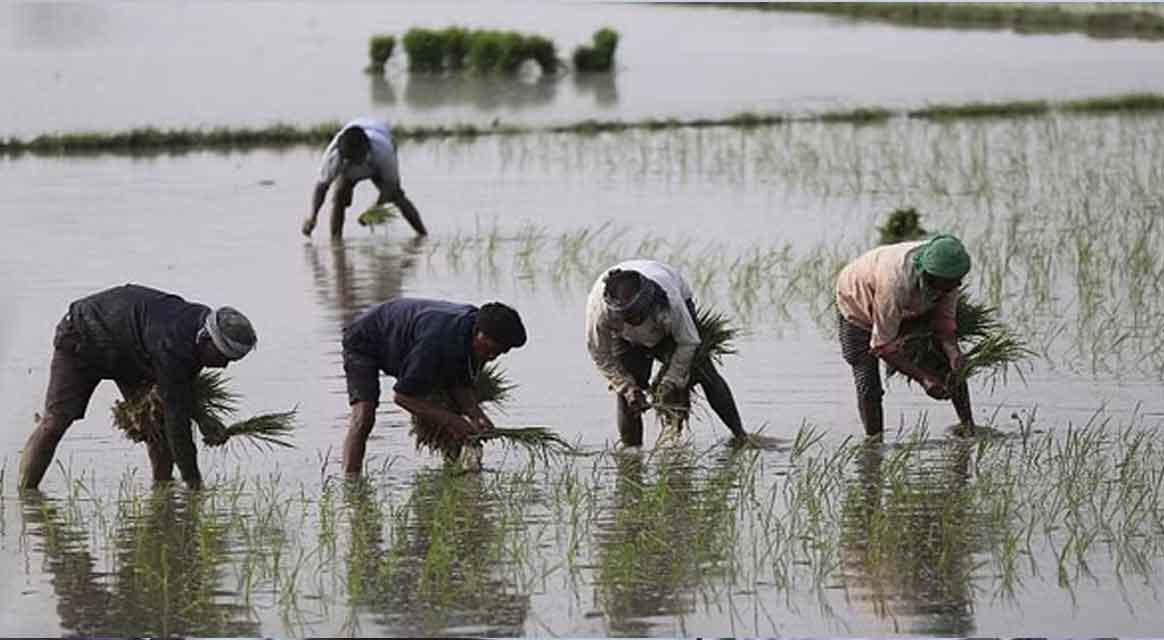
[
  {"x1": 111, "y1": 370, "x2": 297, "y2": 452},
  {"x1": 877, "y1": 206, "x2": 927, "y2": 244}
]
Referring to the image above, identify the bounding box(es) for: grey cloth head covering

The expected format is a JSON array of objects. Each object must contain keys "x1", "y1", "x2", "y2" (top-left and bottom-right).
[
  {"x1": 603, "y1": 269, "x2": 662, "y2": 320},
  {"x1": 203, "y1": 306, "x2": 257, "y2": 360}
]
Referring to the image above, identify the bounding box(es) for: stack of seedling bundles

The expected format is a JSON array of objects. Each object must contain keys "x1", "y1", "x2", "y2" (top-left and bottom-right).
[{"x1": 401, "y1": 27, "x2": 559, "y2": 75}]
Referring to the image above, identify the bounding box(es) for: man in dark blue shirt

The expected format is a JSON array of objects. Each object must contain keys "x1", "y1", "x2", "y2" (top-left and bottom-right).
[
  {"x1": 341, "y1": 298, "x2": 527, "y2": 475},
  {"x1": 18, "y1": 285, "x2": 258, "y2": 491}
]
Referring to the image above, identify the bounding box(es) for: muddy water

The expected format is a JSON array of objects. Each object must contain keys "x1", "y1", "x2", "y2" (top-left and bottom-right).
[
  {"x1": 2, "y1": 118, "x2": 1163, "y2": 636},
  {"x1": 3, "y1": 2, "x2": 1164, "y2": 137}
]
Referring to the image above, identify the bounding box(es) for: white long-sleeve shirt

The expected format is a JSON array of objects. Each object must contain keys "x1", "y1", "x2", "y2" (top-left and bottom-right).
[
  {"x1": 317, "y1": 117, "x2": 401, "y2": 191},
  {"x1": 585, "y1": 259, "x2": 701, "y2": 393}
]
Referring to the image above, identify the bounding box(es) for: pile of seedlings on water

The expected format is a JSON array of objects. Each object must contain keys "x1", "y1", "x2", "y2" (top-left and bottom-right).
[
  {"x1": 410, "y1": 364, "x2": 572, "y2": 465},
  {"x1": 366, "y1": 34, "x2": 397, "y2": 73},
  {"x1": 401, "y1": 27, "x2": 559, "y2": 75},
  {"x1": 572, "y1": 27, "x2": 619, "y2": 72},
  {"x1": 110, "y1": 371, "x2": 297, "y2": 451}
]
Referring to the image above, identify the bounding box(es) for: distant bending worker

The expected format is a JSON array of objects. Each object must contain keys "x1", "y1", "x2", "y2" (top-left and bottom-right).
[
  {"x1": 302, "y1": 117, "x2": 427, "y2": 239},
  {"x1": 586, "y1": 259, "x2": 748, "y2": 447},
  {"x1": 340, "y1": 298, "x2": 527, "y2": 475},
  {"x1": 835, "y1": 234, "x2": 975, "y2": 438},
  {"x1": 19, "y1": 284, "x2": 258, "y2": 490}
]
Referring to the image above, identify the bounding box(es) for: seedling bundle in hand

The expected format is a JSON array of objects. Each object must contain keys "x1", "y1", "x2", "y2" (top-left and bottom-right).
[
  {"x1": 650, "y1": 305, "x2": 740, "y2": 432},
  {"x1": 111, "y1": 371, "x2": 296, "y2": 452}
]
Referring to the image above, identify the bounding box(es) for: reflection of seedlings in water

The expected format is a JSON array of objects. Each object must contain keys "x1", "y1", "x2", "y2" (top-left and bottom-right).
[{"x1": 403, "y1": 74, "x2": 558, "y2": 112}]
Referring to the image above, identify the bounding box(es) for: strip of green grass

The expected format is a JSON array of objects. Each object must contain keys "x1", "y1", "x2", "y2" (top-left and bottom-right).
[
  {"x1": 3, "y1": 92, "x2": 1163, "y2": 156},
  {"x1": 693, "y1": 2, "x2": 1164, "y2": 42}
]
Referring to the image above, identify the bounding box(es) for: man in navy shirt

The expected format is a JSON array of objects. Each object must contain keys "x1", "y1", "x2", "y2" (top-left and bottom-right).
[
  {"x1": 341, "y1": 298, "x2": 528, "y2": 475},
  {"x1": 19, "y1": 285, "x2": 258, "y2": 490}
]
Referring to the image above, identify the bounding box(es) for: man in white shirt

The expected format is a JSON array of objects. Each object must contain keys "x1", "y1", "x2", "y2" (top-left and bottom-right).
[
  {"x1": 302, "y1": 118, "x2": 427, "y2": 240},
  {"x1": 586, "y1": 259, "x2": 747, "y2": 446}
]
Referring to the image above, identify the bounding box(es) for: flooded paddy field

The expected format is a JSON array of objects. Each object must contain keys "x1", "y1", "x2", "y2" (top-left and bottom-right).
[
  {"x1": 4, "y1": 2, "x2": 1164, "y2": 137},
  {"x1": 2, "y1": 110, "x2": 1164, "y2": 636}
]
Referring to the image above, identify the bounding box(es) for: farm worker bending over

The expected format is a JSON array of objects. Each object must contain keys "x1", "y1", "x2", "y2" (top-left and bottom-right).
[
  {"x1": 19, "y1": 285, "x2": 257, "y2": 490},
  {"x1": 586, "y1": 259, "x2": 748, "y2": 447},
  {"x1": 302, "y1": 117, "x2": 427, "y2": 240},
  {"x1": 341, "y1": 298, "x2": 527, "y2": 476},
  {"x1": 835, "y1": 234, "x2": 974, "y2": 438}
]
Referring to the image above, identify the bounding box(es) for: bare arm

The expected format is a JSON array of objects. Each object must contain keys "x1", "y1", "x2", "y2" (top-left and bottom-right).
[{"x1": 303, "y1": 182, "x2": 330, "y2": 237}]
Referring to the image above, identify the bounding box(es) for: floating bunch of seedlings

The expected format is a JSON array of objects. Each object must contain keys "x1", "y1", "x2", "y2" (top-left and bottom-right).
[
  {"x1": 650, "y1": 305, "x2": 740, "y2": 431},
  {"x1": 110, "y1": 371, "x2": 297, "y2": 451},
  {"x1": 572, "y1": 27, "x2": 619, "y2": 72},
  {"x1": 401, "y1": 27, "x2": 558, "y2": 75},
  {"x1": 366, "y1": 34, "x2": 396, "y2": 73}
]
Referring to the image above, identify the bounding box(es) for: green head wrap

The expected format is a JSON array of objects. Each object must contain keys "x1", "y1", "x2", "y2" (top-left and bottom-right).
[{"x1": 912, "y1": 233, "x2": 971, "y2": 280}]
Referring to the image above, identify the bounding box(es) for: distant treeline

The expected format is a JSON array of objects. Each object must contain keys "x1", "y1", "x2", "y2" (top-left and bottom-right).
[{"x1": 3, "y1": 93, "x2": 1163, "y2": 156}]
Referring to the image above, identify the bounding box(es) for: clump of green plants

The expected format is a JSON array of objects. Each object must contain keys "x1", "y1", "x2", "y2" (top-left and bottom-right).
[
  {"x1": 111, "y1": 371, "x2": 297, "y2": 451},
  {"x1": 401, "y1": 26, "x2": 559, "y2": 75},
  {"x1": 366, "y1": 34, "x2": 396, "y2": 73},
  {"x1": 650, "y1": 305, "x2": 740, "y2": 431},
  {"x1": 572, "y1": 27, "x2": 619, "y2": 72},
  {"x1": 878, "y1": 206, "x2": 927, "y2": 244}
]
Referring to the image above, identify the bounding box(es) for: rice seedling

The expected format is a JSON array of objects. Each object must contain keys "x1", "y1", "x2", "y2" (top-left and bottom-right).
[
  {"x1": 110, "y1": 371, "x2": 297, "y2": 452},
  {"x1": 467, "y1": 426, "x2": 577, "y2": 459},
  {"x1": 908, "y1": 100, "x2": 1051, "y2": 121},
  {"x1": 400, "y1": 27, "x2": 560, "y2": 76},
  {"x1": 366, "y1": 34, "x2": 396, "y2": 73},
  {"x1": 876, "y1": 206, "x2": 926, "y2": 244}
]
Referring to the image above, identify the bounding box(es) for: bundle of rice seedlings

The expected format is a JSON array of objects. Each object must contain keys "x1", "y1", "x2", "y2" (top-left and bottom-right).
[
  {"x1": 110, "y1": 371, "x2": 296, "y2": 451},
  {"x1": 357, "y1": 204, "x2": 397, "y2": 230},
  {"x1": 891, "y1": 293, "x2": 1033, "y2": 390},
  {"x1": 650, "y1": 304, "x2": 740, "y2": 432},
  {"x1": 366, "y1": 34, "x2": 396, "y2": 73},
  {"x1": 467, "y1": 426, "x2": 576, "y2": 459},
  {"x1": 573, "y1": 27, "x2": 619, "y2": 72},
  {"x1": 409, "y1": 362, "x2": 513, "y2": 460}
]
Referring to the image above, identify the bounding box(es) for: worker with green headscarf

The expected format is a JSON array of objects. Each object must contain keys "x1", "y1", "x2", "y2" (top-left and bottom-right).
[{"x1": 835, "y1": 234, "x2": 975, "y2": 438}]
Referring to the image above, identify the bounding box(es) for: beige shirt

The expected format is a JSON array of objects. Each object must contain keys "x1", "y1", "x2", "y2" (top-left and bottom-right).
[
  {"x1": 835, "y1": 241, "x2": 957, "y2": 354},
  {"x1": 586, "y1": 260, "x2": 701, "y2": 394}
]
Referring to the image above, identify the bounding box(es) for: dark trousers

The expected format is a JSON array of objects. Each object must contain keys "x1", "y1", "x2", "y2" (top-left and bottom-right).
[{"x1": 615, "y1": 304, "x2": 744, "y2": 445}]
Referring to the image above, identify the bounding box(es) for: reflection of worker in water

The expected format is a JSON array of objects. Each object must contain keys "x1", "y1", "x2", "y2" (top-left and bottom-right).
[
  {"x1": 840, "y1": 442, "x2": 977, "y2": 636},
  {"x1": 340, "y1": 298, "x2": 527, "y2": 475},
  {"x1": 19, "y1": 285, "x2": 257, "y2": 490},
  {"x1": 304, "y1": 237, "x2": 423, "y2": 329},
  {"x1": 586, "y1": 259, "x2": 747, "y2": 447},
  {"x1": 303, "y1": 117, "x2": 427, "y2": 240},
  {"x1": 20, "y1": 489, "x2": 260, "y2": 637},
  {"x1": 344, "y1": 472, "x2": 530, "y2": 636},
  {"x1": 835, "y1": 235, "x2": 974, "y2": 438}
]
